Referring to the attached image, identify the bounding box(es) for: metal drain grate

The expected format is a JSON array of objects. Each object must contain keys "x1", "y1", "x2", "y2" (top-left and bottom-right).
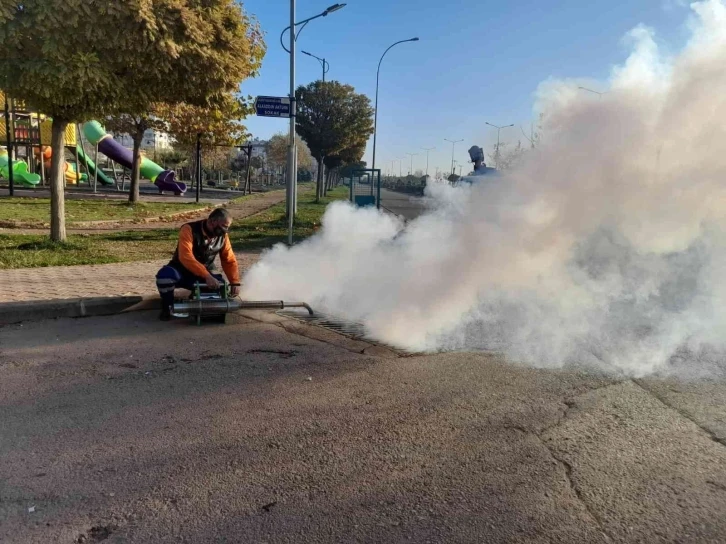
[{"x1": 276, "y1": 309, "x2": 415, "y2": 355}]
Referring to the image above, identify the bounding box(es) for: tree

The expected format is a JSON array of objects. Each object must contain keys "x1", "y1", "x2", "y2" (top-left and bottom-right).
[
  {"x1": 488, "y1": 140, "x2": 527, "y2": 171},
  {"x1": 295, "y1": 81, "x2": 374, "y2": 202},
  {"x1": 157, "y1": 148, "x2": 188, "y2": 170},
  {"x1": 340, "y1": 161, "x2": 366, "y2": 180},
  {"x1": 105, "y1": 114, "x2": 167, "y2": 202},
  {"x1": 266, "y1": 132, "x2": 313, "y2": 175},
  {"x1": 154, "y1": 93, "x2": 253, "y2": 182},
  {"x1": 323, "y1": 142, "x2": 366, "y2": 193},
  {"x1": 0, "y1": 0, "x2": 265, "y2": 238}
]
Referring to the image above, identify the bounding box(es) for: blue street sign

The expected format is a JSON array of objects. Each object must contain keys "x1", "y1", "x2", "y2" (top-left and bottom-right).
[{"x1": 254, "y1": 96, "x2": 291, "y2": 118}]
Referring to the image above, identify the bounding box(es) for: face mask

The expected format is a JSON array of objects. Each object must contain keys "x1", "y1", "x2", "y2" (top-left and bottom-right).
[{"x1": 213, "y1": 225, "x2": 229, "y2": 237}]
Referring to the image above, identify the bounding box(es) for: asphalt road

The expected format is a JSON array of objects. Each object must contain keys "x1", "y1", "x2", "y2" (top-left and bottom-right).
[
  {"x1": 379, "y1": 188, "x2": 428, "y2": 221},
  {"x1": 1, "y1": 311, "x2": 726, "y2": 543}
]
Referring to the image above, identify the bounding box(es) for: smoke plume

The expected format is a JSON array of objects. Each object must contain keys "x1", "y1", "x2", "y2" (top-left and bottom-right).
[{"x1": 243, "y1": 0, "x2": 726, "y2": 377}]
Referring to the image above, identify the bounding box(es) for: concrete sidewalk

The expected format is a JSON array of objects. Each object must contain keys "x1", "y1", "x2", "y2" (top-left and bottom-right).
[
  {"x1": 0, "y1": 252, "x2": 262, "y2": 324},
  {"x1": 0, "y1": 253, "x2": 261, "y2": 304},
  {"x1": 0, "y1": 187, "x2": 293, "y2": 321}
]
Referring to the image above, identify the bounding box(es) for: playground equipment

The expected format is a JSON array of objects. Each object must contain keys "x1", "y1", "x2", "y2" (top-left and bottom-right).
[
  {"x1": 2, "y1": 91, "x2": 131, "y2": 191},
  {"x1": 33, "y1": 146, "x2": 89, "y2": 185},
  {"x1": 0, "y1": 147, "x2": 40, "y2": 187},
  {"x1": 82, "y1": 121, "x2": 187, "y2": 195},
  {"x1": 33, "y1": 146, "x2": 114, "y2": 186},
  {"x1": 172, "y1": 278, "x2": 314, "y2": 326}
]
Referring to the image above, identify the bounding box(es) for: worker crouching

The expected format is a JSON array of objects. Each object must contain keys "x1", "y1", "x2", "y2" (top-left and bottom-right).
[{"x1": 155, "y1": 208, "x2": 241, "y2": 320}]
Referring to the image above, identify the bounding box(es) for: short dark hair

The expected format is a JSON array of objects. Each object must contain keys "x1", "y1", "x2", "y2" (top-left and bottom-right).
[{"x1": 209, "y1": 208, "x2": 231, "y2": 222}]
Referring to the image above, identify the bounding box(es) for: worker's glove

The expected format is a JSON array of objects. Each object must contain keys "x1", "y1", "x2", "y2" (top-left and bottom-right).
[{"x1": 230, "y1": 283, "x2": 241, "y2": 297}]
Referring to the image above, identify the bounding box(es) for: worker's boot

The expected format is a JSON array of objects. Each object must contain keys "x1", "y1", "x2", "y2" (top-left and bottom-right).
[{"x1": 159, "y1": 305, "x2": 172, "y2": 321}]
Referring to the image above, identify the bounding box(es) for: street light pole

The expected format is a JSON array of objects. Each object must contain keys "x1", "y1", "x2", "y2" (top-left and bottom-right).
[
  {"x1": 406, "y1": 152, "x2": 417, "y2": 175},
  {"x1": 485, "y1": 122, "x2": 514, "y2": 169},
  {"x1": 371, "y1": 37, "x2": 419, "y2": 173},
  {"x1": 287, "y1": 0, "x2": 295, "y2": 244},
  {"x1": 578, "y1": 86, "x2": 607, "y2": 99},
  {"x1": 421, "y1": 147, "x2": 435, "y2": 177},
  {"x1": 280, "y1": 3, "x2": 346, "y2": 245},
  {"x1": 444, "y1": 138, "x2": 462, "y2": 180},
  {"x1": 302, "y1": 50, "x2": 329, "y2": 82}
]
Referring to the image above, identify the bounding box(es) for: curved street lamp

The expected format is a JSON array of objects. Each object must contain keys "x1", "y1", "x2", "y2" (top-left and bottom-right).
[
  {"x1": 302, "y1": 50, "x2": 330, "y2": 82},
  {"x1": 421, "y1": 146, "x2": 435, "y2": 177},
  {"x1": 485, "y1": 122, "x2": 514, "y2": 169},
  {"x1": 444, "y1": 138, "x2": 463, "y2": 178},
  {"x1": 279, "y1": 2, "x2": 346, "y2": 244},
  {"x1": 371, "y1": 37, "x2": 419, "y2": 173},
  {"x1": 578, "y1": 86, "x2": 607, "y2": 99},
  {"x1": 406, "y1": 152, "x2": 418, "y2": 175},
  {"x1": 280, "y1": 4, "x2": 346, "y2": 53}
]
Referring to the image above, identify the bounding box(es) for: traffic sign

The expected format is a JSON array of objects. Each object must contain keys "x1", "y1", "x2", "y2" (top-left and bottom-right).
[{"x1": 254, "y1": 96, "x2": 291, "y2": 118}]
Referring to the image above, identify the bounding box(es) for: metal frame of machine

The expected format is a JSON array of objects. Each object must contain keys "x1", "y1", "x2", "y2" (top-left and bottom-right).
[{"x1": 171, "y1": 279, "x2": 314, "y2": 325}]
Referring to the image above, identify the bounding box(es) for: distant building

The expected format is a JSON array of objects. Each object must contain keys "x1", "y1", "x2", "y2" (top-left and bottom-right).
[
  {"x1": 111, "y1": 129, "x2": 172, "y2": 151},
  {"x1": 239, "y1": 138, "x2": 268, "y2": 160}
]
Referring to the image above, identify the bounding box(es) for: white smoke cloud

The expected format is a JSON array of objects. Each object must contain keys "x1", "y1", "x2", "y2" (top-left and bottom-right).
[{"x1": 243, "y1": 0, "x2": 726, "y2": 377}]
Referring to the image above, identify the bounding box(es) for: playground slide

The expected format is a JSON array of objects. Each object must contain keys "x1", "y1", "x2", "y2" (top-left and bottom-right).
[
  {"x1": 75, "y1": 145, "x2": 114, "y2": 186},
  {"x1": 82, "y1": 121, "x2": 187, "y2": 195},
  {"x1": 0, "y1": 148, "x2": 40, "y2": 187},
  {"x1": 34, "y1": 147, "x2": 88, "y2": 185},
  {"x1": 63, "y1": 162, "x2": 87, "y2": 185}
]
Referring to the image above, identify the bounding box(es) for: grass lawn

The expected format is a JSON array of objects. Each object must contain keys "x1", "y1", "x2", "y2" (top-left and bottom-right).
[
  {"x1": 0, "y1": 186, "x2": 349, "y2": 269},
  {"x1": 0, "y1": 197, "x2": 212, "y2": 224}
]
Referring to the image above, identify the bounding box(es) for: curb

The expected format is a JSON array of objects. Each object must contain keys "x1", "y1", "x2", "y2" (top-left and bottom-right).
[{"x1": 0, "y1": 294, "x2": 161, "y2": 326}]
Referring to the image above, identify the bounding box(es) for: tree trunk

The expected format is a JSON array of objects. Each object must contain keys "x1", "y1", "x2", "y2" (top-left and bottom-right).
[
  {"x1": 315, "y1": 158, "x2": 324, "y2": 203},
  {"x1": 49, "y1": 119, "x2": 68, "y2": 242},
  {"x1": 129, "y1": 124, "x2": 144, "y2": 203}
]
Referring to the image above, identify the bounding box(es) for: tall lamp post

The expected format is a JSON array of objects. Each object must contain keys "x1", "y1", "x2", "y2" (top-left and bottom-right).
[
  {"x1": 406, "y1": 152, "x2": 417, "y2": 175},
  {"x1": 578, "y1": 86, "x2": 607, "y2": 99},
  {"x1": 280, "y1": 2, "x2": 346, "y2": 245},
  {"x1": 485, "y1": 122, "x2": 514, "y2": 169},
  {"x1": 371, "y1": 37, "x2": 419, "y2": 173},
  {"x1": 444, "y1": 138, "x2": 463, "y2": 179},
  {"x1": 421, "y1": 147, "x2": 435, "y2": 177},
  {"x1": 301, "y1": 50, "x2": 330, "y2": 82}
]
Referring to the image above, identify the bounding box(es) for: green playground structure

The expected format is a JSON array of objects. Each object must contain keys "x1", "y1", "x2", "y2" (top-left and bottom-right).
[
  {"x1": 83, "y1": 121, "x2": 187, "y2": 194},
  {"x1": 0, "y1": 147, "x2": 40, "y2": 187},
  {"x1": 75, "y1": 145, "x2": 114, "y2": 186}
]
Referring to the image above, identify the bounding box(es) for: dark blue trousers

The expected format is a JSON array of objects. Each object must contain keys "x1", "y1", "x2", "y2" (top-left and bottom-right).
[{"x1": 155, "y1": 265, "x2": 222, "y2": 312}]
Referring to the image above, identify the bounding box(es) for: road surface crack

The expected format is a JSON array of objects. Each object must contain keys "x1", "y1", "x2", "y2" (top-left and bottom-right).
[
  {"x1": 508, "y1": 384, "x2": 622, "y2": 543},
  {"x1": 510, "y1": 425, "x2": 612, "y2": 542},
  {"x1": 632, "y1": 379, "x2": 726, "y2": 448}
]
